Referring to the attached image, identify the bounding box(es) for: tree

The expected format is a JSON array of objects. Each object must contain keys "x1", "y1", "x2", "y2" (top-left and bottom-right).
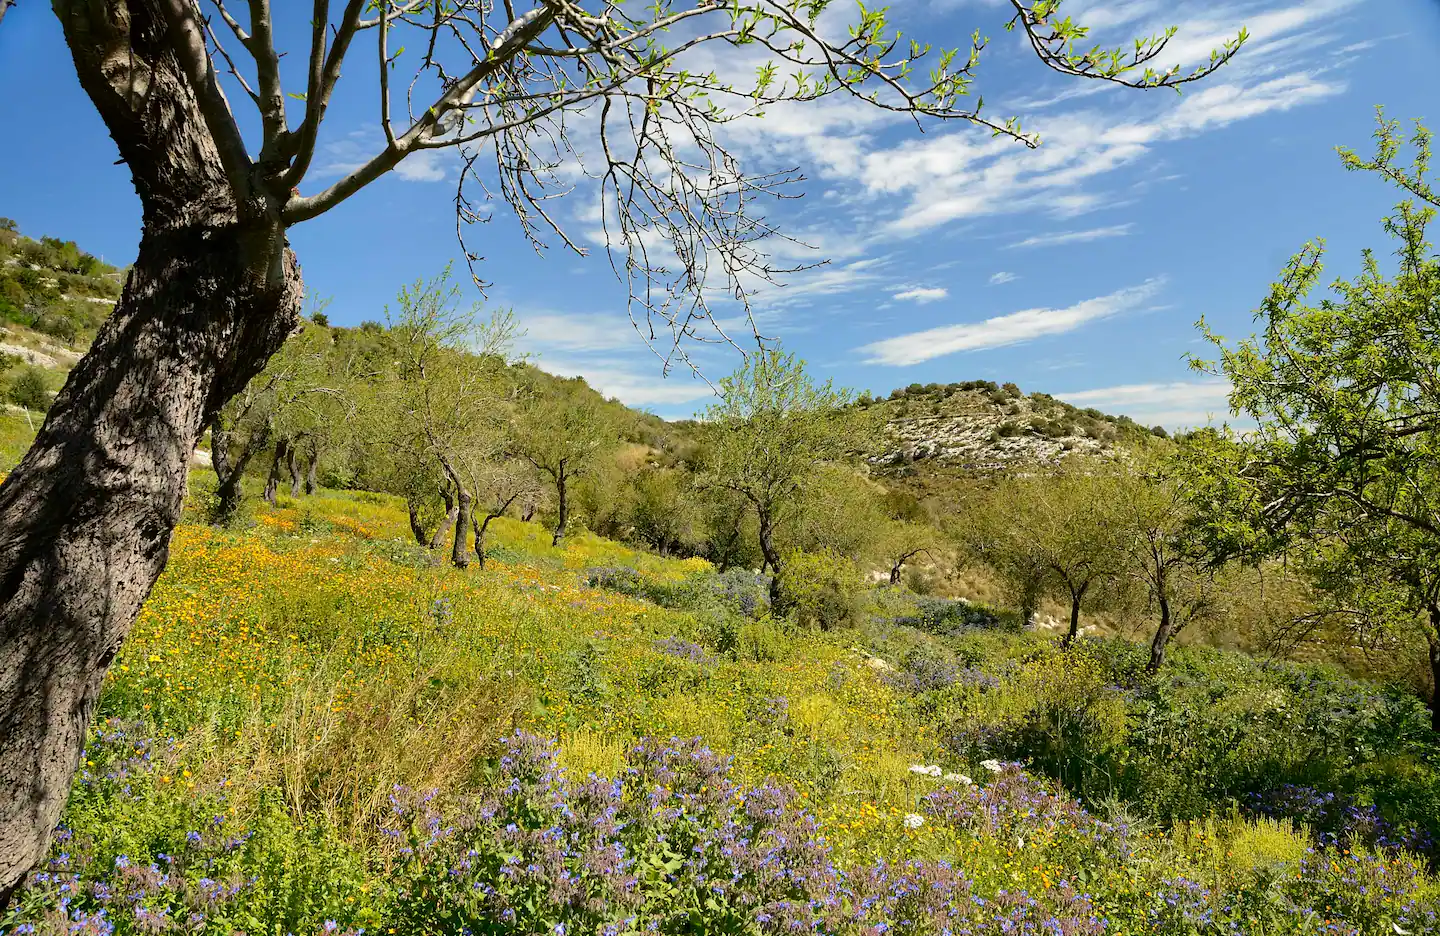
[
  {"x1": 375, "y1": 269, "x2": 515, "y2": 568},
  {"x1": 210, "y1": 320, "x2": 342, "y2": 521},
  {"x1": 515, "y1": 383, "x2": 616, "y2": 547},
  {"x1": 1112, "y1": 457, "x2": 1223, "y2": 671},
  {"x1": 471, "y1": 461, "x2": 543, "y2": 568},
  {"x1": 957, "y1": 464, "x2": 1129, "y2": 643},
  {"x1": 700, "y1": 348, "x2": 868, "y2": 610},
  {"x1": 878, "y1": 520, "x2": 942, "y2": 587},
  {"x1": 1188, "y1": 111, "x2": 1440, "y2": 731},
  {"x1": 0, "y1": 0, "x2": 1240, "y2": 900}
]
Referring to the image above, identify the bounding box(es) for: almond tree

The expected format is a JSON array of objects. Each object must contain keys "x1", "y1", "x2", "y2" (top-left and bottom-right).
[
  {"x1": 0, "y1": 0, "x2": 1240, "y2": 898},
  {"x1": 700, "y1": 348, "x2": 868, "y2": 609},
  {"x1": 515, "y1": 384, "x2": 616, "y2": 546},
  {"x1": 1189, "y1": 112, "x2": 1440, "y2": 731}
]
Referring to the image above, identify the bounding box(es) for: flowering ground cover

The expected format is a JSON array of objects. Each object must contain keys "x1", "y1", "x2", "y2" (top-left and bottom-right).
[{"x1": 3, "y1": 487, "x2": 1437, "y2": 934}]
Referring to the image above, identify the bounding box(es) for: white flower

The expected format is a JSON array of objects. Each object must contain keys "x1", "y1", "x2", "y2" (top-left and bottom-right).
[
  {"x1": 944, "y1": 773, "x2": 974, "y2": 786},
  {"x1": 908, "y1": 764, "x2": 942, "y2": 778},
  {"x1": 980, "y1": 759, "x2": 1004, "y2": 774},
  {"x1": 903, "y1": 813, "x2": 925, "y2": 829}
]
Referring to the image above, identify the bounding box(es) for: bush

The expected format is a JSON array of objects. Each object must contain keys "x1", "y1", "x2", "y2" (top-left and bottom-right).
[
  {"x1": 6, "y1": 365, "x2": 52, "y2": 411},
  {"x1": 781, "y1": 549, "x2": 865, "y2": 630}
]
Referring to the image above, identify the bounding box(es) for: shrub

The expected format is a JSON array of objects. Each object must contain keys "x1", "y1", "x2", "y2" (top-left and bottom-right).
[
  {"x1": 781, "y1": 549, "x2": 865, "y2": 630},
  {"x1": 6, "y1": 364, "x2": 51, "y2": 411}
]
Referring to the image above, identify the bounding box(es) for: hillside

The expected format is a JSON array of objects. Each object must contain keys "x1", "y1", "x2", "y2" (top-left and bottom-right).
[{"x1": 3, "y1": 484, "x2": 1436, "y2": 935}]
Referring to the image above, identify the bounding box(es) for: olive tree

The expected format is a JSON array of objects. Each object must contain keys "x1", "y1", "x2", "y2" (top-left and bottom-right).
[
  {"x1": 0, "y1": 0, "x2": 1239, "y2": 899},
  {"x1": 1188, "y1": 112, "x2": 1440, "y2": 731}
]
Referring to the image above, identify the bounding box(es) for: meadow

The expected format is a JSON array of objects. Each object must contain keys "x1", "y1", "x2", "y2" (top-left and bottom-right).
[{"x1": 0, "y1": 471, "x2": 1436, "y2": 936}]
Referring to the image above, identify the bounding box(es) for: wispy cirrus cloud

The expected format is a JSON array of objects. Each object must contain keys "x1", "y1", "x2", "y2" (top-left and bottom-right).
[
  {"x1": 860, "y1": 279, "x2": 1164, "y2": 366},
  {"x1": 988, "y1": 271, "x2": 1018, "y2": 285},
  {"x1": 1055, "y1": 379, "x2": 1233, "y2": 429},
  {"x1": 1008, "y1": 224, "x2": 1135, "y2": 249},
  {"x1": 892, "y1": 286, "x2": 949, "y2": 303}
]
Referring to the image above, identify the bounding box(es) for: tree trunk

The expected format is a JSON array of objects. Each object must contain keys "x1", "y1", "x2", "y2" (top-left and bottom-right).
[
  {"x1": 1428, "y1": 603, "x2": 1440, "y2": 735},
  {"x1": 452, "y1": 488, "x2": 472, "y2": 569},
  {"x1": 889, "y1": 561, "x2": 904, "y2": 587},
  {"x1": 287, "y1": 438, "x2": 303, "y2": 497},
  {"x1": 758, "y1": 511, "x2": 785, "y2": 613},
  {"x1": 0, "y1": 223, "x2": 300, "y2": 903},
  {"x1": 407, "y1": 500, "x2": 429, "y2": 546},
  {"x1": 552, "y1": 469, "x2": 568, "y2": 547},
  {"x1": 521, "y1": 500, "x2": 536, "y2": 523},
  {"x1": 0, "y1": 2, "x2": 303, "y2": 902},
  {"x1": 1063, "y1": 582, "x2": 1089, "y2": 647},
  {"x1": 1148, "y1": 595, "x2": 1174, "y2": 673},
  {"x1": 304, "y1": 448, "x2": 319, "y2": 495},
  {"x1": 210, "y1": 425, "x2": 260, "y2": 524},
  {"x1": 264, "y1": 438, "x2": 289, "y2": 506},
  {"x1": 429, "y1": 488, "x2": 456, "y2": 552},
  {"x1": 473, "y1": 513, "x2": 499, "y2": 569}
]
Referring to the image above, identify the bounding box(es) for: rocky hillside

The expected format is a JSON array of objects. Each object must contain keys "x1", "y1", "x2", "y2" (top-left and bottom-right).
[{"x1": 861, "y1": 380, "x2": 1169, "y2": 500}]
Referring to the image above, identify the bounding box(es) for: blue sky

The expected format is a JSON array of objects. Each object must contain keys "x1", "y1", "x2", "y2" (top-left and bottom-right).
[{"x1": 2, "y1": 0, "x2": 1438, "y2": 427}]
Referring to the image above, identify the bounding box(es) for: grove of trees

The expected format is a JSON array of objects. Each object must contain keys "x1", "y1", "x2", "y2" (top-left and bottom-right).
[{"x1": 0, "y1": 0, "x2": 1243, "y2": 903}]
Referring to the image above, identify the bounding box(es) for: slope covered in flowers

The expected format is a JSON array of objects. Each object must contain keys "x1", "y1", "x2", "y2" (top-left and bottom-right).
[{"x1": 3, "y1": 487, "x2": 1438, "y2": 935}]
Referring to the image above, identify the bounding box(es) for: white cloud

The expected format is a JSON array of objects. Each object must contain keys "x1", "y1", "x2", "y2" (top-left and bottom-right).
[
  {"x1": 517, "y1": 311, "x2": 645, "y2": 353},
  {"x1": 318, "y1": 130, "x2": 450, "y2": 182},
  {"x1": 394, "y1": 150, "x2": 447, "y2": 183},
  {"x1": 988, "y1": 272, "x2": 1018, "y2": 285},
  {"x1": 893, "y1": 287, "x2": 949, "y2": 303},
  {"x1": 860, "y1": 279, "x2": 1164, "y2": 366},
  {"x1": 1008, "y1": 224, "x2": 1135, "y2": 249},
  {"x1": 535, "y1": 358, "x2": 719, "y2": 408},
  {"x1": 1056, "y1": 379, "x2": 1233, "y2": 429}
]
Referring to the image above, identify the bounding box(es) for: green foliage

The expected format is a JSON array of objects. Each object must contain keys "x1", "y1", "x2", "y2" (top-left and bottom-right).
[
  {"x1": 6, "y1": 364, "x2": 52, "y2": 411},
  {"x1": 1188, "y1": 111, "x2": 1440, "y2": 721},
  {"x1": 781, "y1": 548, "x2": 866, "y2": 630}
]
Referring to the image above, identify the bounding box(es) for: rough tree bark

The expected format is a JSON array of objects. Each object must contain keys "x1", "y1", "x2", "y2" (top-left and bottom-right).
[
  {"x1": 1148, "y1": 594, "x2": 1174, "y2": 673},
  {"x1": 472, "y1": 494, "x2": 521, "y2": 569},
  {"x1": 263, "y1": 438, "x2": 289, "y2": 506},
  {"x1": 287, "y1": 438, "x2": 304, "y2": 497},
  {"x1": 430, "y1": 487, "x2": 457, "y2": 552},
  {"x1": 0, "y1": 4, "x2": 302, "y2": 902},
  {"x1": 551, "y1": 463, "x2": 569, "y2": 547},
  {"x1": 451, "y1": 488, "x2": 472, "y2": 569}
]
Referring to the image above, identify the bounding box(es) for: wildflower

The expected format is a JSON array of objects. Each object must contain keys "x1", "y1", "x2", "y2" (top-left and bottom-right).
[
  {"x1": 903, "y1": 813, "x2": 925, "y2": 829},
  {"x1": 908, "y1": 764, "x2": 942, "y2": 778},
  {"x1": 944, "y1": 773, "x2": 973, "y2": 785},
  {"x1": 980, "y1": 759, "x2": 1004, "y2": 774}
]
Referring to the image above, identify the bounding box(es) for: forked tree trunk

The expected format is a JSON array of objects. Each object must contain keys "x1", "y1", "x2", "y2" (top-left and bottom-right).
[
  {"x1": 430, "y1": 487, "x2": 457, "y2": 552},
  {"x1": 451, "y1": 489, "x2": 472, "y2": 569},
  {"x1": 473, "y1": 513, "x2": 498, "y2": 568},
  {"x1": 304, "y1": 448, "x2": 319, "y2": 495},
  {"x1": 0, "y1": 3, "x2": 302, "y2": 901},
  {"x1": 211, "y1": 424, "x2": 265, "y2": 523},
  {"x1": 1148, "y1": 595, "x2": 1175, "y2": 673}
]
